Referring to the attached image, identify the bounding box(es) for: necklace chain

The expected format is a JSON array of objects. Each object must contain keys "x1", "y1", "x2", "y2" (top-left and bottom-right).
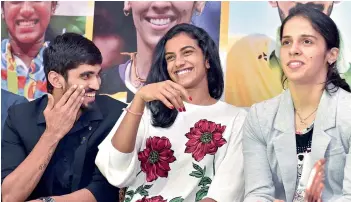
[{"x1": 295, "y1": 108, "x2": 318, "y2": 125}]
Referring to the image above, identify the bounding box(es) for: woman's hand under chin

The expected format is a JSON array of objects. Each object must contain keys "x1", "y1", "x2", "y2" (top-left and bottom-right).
[{"x1": 136, "y1": 80, "x2": 191, "y2": 111}]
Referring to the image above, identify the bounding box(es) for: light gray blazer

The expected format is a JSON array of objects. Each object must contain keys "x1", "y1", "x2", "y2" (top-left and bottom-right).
[{"x1": 243, "y1": 88, "x2": 351, "y2": 202}]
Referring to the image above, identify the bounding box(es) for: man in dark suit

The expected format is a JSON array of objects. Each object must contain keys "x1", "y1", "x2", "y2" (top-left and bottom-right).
[
  {"x1": 1, "y1": 33, "x2": 126, "y2": 202},
  {"x1": 1, "y1": 89, "x2": 28, "y2": 130}
]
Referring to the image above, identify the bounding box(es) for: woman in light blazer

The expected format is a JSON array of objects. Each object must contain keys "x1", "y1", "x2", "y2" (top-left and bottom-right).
[{"x1": 243, "y1": 5, "x2": 351, "y2": 202}]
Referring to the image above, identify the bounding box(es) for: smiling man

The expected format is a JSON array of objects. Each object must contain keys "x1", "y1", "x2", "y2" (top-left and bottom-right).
[{"x1": 1, "y1": 33, "x2": 126, "y2": 202}]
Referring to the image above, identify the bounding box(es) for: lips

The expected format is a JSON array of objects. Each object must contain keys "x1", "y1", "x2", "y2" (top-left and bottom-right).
[
  {"x1": 149, "y1": 18, "x2": 171, "y2": 26},
  {"x1": 85, "y1": 92, "x2": 96, "y2": 97},
  {"x1": 146, "y1": 15, "x2": 175, "y2": 29},
  {"x1": 287, "y1": 60, "x2": 305, "y2": 69},
  {"x1": 175, "y1": 67, "x2": 193, "y2": 75},
  {"x1": 16, "y1": 19, "x2": 39, "y2": 27}
]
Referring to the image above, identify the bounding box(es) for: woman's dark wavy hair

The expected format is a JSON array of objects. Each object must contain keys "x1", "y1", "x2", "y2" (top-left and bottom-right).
[
  {"x1": 280, "y1": 4, "x2": 351, "y2": 93},
  {"x1": 145, "y1": 23, "x2": 224, "y2": 128}
]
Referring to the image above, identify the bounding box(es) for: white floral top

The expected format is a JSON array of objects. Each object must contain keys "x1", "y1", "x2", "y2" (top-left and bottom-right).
[{"x1": 96, "y1": 101, "x2": 246, "y2": 202}]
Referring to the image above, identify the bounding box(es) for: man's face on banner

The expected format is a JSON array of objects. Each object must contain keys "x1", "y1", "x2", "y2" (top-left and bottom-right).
[
  {"x1": 2, "y1": 1, "x2": 55, "y2": 44},
  {"x1": 126, "y1": 1, "x2": 203, "y2": 49},
  {"x1": 270, "y1": 1, "x2": 334, "y2": 21}
]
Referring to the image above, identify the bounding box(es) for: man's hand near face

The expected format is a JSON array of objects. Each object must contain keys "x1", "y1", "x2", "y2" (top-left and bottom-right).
[
  {"x1": 2, "y1": 85, "x2": 86, "y2": 202},
  {"x1": 44, "y1": 84, "x2": 85, "y2": 140}
]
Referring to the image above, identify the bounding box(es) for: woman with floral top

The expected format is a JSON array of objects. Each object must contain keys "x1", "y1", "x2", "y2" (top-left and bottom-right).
[{"x1": 96, "y1": 23, "x2": 246, "y2": 202}]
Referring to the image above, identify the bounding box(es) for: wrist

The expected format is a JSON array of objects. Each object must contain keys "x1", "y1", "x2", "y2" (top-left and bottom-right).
[
  {"x1": 127, "y1": 98, "x2": 145, "y2": 116},
  {"x1": 132, "y1": 92, "x2": 146, "y2": 107},
  {"x1": 41, "y1": 130, "x2": 61, "y2": 145},
  {"x1": 134, "y1": 90, "x2": 145, "y2": 102}
]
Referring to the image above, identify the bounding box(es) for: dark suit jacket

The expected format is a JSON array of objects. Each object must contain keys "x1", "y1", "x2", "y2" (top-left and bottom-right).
[
  {"x1": 1, "y1": 89, "x2": 28, "y2": 130},
  {"x1": 2, "y1": 94, "x2": 126, "y2": 201}
]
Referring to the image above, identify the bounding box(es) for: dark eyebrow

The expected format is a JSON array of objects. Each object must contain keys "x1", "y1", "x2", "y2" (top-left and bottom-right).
[
  {"x1": 282, "y1": 34, "x2": 317, "y2": 40},
  {"x1": 180, "y1": 46, "x2": 195, "y2": 52},
  {"x1": 79, "y1": 71, "x2": 95, "y2": 77},
  {"x1": 165, "y1": 46, "x2": 195, "y2": 56},
  {"x1": 300, "y1": 34, "x2": 318, "y2": 39},
  {"x1": 282, "y1": 35, "x2": 291, "y2": 40}
]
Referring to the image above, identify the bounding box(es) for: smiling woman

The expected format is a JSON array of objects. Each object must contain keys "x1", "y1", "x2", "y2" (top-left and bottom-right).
[
  {"x1": 1, "y1": 1, "x2": 57, "y2": 100},
  {"x1": 2, "y1": 1, "x2": 56, "y2": 44},
  {"x1": 96, "y1": 24, "x2": 246, "y2": 202},
  {"x1": 146, "y1": 24, "x2": 223, "y2": 127}
]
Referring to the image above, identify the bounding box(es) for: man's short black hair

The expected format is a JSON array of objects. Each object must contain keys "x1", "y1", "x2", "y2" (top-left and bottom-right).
[{"x1": 43, "y1": 33, "x2": 102, "y2": 93}]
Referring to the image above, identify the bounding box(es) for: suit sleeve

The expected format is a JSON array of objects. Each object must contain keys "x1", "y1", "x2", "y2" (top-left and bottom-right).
[
  {"x1": 243, "y1": 105, "x2": 275, "y2": 202},
  {"x1": 1, "y1": 106, "x2": 27, "y2": 183},
  {"x1": 333, "y1": 129, "x2": 351, "y2": 201}
]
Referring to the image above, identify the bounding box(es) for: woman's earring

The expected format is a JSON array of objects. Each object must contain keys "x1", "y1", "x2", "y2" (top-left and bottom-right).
[{"x1": 123, "y1": 9, "x2": 130, "y2": 16}]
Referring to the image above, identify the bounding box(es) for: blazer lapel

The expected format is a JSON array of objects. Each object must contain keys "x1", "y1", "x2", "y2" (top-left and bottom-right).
[
  {"x1": 310, "y1": 90, "x2": 337, "y2": 164},
  {"x1": 273, "y1": 90, "x2": 298, "y2": 202}
]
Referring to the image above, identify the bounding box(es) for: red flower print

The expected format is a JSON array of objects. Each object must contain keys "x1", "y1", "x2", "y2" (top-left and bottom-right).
[
  {"x1": 136, "y1": 196, "x2": 167, "y2": 202},
  {"x1": 185, "y1": 119, "x2": 227, "y2": 161},
  {"x1": 138, "y1": 136, "x2": 176, "y2": 182}
]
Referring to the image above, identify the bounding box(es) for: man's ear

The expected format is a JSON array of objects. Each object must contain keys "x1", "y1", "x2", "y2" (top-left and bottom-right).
[{"x1": 48, "y1": 71, "x2": 65, "y2": 89}]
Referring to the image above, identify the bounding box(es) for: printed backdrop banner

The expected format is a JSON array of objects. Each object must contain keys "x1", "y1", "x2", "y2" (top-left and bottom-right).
[
  {"x1": 1, "y1": 1, "x2": 94, "y2": 100},
  {"x1": 1, "y1": 1, "x2": 350, "y2": 108}
]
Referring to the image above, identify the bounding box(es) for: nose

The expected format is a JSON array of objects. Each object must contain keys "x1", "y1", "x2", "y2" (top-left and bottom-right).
[
  {"x1": 89, "y1": 75, "x2": 101, "y2": 91},
  {"x1": 175, "y1": 55, "x2": 186, "y2": 68},
  {"x1": 150, "y1": 1, "x2": 172, "y2": 13},
  {"x1": 19, "y1": 2, "x2": 35, "y2": 19},
  {"x1": 289, "y1": 42, "x2": 302, "y2": 57}
]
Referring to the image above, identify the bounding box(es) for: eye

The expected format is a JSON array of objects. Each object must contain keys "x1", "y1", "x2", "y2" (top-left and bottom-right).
[
  {"x1": 184, "y1": 50, "x2": 193, "y2": 56},
  {"x1": 303, "y1": 39, "x2": 313, "y2": 45},
  {"x1": 81, "y1": 74, "x2": 91, "y2": 80},
  {"x1": 165, "y1": 55, "x2": 175, "y2": 61},
  {"x1": 281, "y1": 40, "x2": 291, "y2": 46}
]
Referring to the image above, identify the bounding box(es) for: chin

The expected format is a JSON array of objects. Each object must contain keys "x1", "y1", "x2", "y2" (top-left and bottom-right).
[
  {"x1": 16, "y1": 33, "x2": 41, "y2": 44},
  {"x1": 80, "y1": 102, "x2": 94, "y2": 111},
  {"x1": 177, "y1": 80, "x2": 195, "y2": 89},
  {"x1": 285, "y1": 72, "x2": 306, "y2": 82},
  {"x1": 146, "y1": 35, "x2": 164, "y2": 49}
]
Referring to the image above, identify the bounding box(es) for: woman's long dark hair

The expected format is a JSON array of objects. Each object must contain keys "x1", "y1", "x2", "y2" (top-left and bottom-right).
[
  {"x1": 145, "y1": 23, "x2": 224, "y2": 128},
  {"x1": 280, "y1": 4, "x2": 351, "y2": 93}
]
